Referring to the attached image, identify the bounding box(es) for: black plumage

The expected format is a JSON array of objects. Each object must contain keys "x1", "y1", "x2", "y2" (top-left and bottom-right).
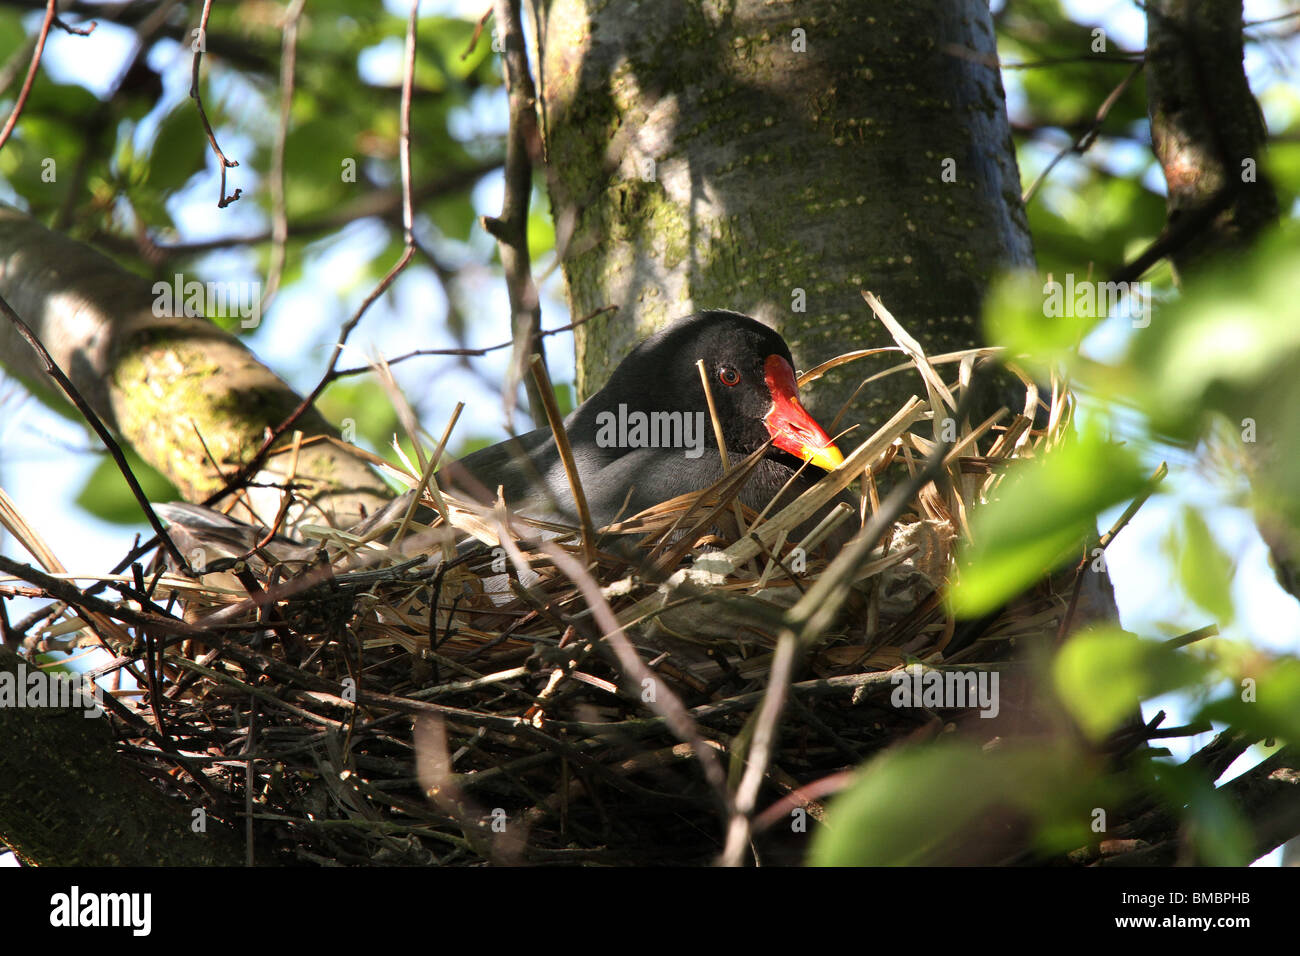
[
  {"x1": 158, "y1": 310, "x2": 852, "y2": 564},
  {"x1": 439, "y1": 309, "x2": 846, "y2": 528}
]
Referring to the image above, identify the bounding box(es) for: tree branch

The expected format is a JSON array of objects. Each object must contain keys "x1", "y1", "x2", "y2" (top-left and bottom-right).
[
  {"x1": 483, "y1": 0, "x2": 546, "y2": 429},
  {"x1": 1145, "y1": 0, "x2": 1279, "y2": 276},
  {"x1": 0, "y1": 0, "x2": 56, "y2": 152}
]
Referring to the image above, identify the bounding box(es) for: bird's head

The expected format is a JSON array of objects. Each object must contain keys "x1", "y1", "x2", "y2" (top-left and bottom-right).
[{"x1": 591, "y1": 310, "x2": 844, "y2": 471}]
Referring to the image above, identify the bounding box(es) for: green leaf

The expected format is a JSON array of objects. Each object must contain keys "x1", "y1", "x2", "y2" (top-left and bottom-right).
[
  {"x1": 1265, "y1": 143, "x2": 1300, "y2": 211},
  {"x1": 0, "y1": 7, "x2": 27, "y2": 63},
  {"x1": 527, "y1": 184, "x2": 556, "y2": 261},
  {"x1": 317, "y1": 378, "x2": 401, "y2": 451},
  {"x1": 1023, "y1": 176, "x2": 1168, "y2": 282},
  {"x1": 23, "y1": 76, "x2": 101, "y2": 124},
  {"x1": 427, "y1": 191, "x2": 477, "y2": 240},
  {"x1": 75, "y1": 448, "x2": 180, "y2": 526},
  {"x1": 284, "y1": 116, "x2": 357, "y2": 218},
  {"x1": 985, "y1": 270, "x2": 1098, "y2": 376},
  {"x1": 1172, "y1": 507, "x2": 1236, "y2": 627},
  {"x1": 147, "y1": 103, "x2": 207, "y2": 195},
  {"x1": 1053, "y1": 626, "x2": 1206, "y2": 741},
  {"x1": 811, "y1": 739, "x2": 1108, "y2": 865},
  {"x1": 421, "y1": 15, "x2": 494, "y2": 81},
  {"x1": 1199, "y1": 657, "x2": 1300, "y2": 744},
  {"x1": 1125, "y1": 225, "x2": 1300, "y2": 439},
  {"x1": 949, "y1": 426, "x2": 1147, "y2": 616},
  {"x1": 551, "y1": 381, "x2": 574, "y2": 418}
]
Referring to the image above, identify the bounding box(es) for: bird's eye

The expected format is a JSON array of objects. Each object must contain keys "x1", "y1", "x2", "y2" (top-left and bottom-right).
[{"x1": 718, "y1": 366, "x2": 741, "y2": 387}]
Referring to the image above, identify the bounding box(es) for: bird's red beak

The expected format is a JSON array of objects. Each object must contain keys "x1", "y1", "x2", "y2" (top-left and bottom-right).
[{"x1": 762, "y1": 355, "x2": 844, "y2": 471}]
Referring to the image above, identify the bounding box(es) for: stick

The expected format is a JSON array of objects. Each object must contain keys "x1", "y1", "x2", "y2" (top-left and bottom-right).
[{"x1": 529, "y1": 354, "x2": 596, "y2": 564}]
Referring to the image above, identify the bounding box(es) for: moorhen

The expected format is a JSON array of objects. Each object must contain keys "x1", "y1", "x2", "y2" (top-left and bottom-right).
[
  {"x1": 437, "y1": 309, "x2": 845, "y2": 528},
  {"x1": 157, "y1": 310, "x2": 851, "y2": 564}
]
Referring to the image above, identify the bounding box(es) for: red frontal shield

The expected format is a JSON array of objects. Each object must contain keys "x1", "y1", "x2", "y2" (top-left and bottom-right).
[{"x1": 761, "y1": 355, "x2": 844, "y2": 471}]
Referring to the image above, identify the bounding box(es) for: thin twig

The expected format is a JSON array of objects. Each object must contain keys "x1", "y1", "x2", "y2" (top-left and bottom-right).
[
  {"x1": 529, "y1": 354, "x2": 595, "y2": 564},
  {"x1": 0, "y1": 293, "x2": 191, "y2": 572},
  {"x1": 0, "y1": 556, "x2": 204, "y2": 637},
  {"x1": 396, "y1": 0, "x2": 417, "y2": 244},
  {"x1": 461, "y1": 6, "x2": 493, "y2": 60},
  {"x1": 483, "y1": 0, "x2": 546, "y2": 428},
  {"x1": 52, "y1": 16, "x2": 97, "y2": 36},
  {"x1": 1022, "y1": 60, "x2": 1144, "y2": 205},
  {"x1": 200, "y1": 0, "x2": 422, "y2": 514},
  {"x1": 0, "y1": 0, "x2": 57, "y2": 153},
  {"x1": 96, "y1": 163, "x2": 500, "y2": 261},
  {"x1": 189, "y1": 0, "x2": 241, "y2": 206},
  {"x1": 943, "y1": 42, "x2": 1144, "y2": 71},
  {"x1": 333, "y1": 305, "x2": 616, "y2": 378},
  {"x1": 262, "y1": 0, "x2": 307, "y2": 315}
]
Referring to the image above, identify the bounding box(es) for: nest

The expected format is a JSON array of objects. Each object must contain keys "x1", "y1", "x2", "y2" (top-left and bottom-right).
[{"x1": 3, "y1": 314, "x2": 1089, "y2": 866}]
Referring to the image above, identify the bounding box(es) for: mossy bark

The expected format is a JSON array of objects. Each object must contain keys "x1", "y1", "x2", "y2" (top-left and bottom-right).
[
  {"x1": 1145, "y1": 0, "x2": 1278, "y2": 279},
  {"x1": 530, "y1": 0, "x2": 1033, "y2": 428},
  {"x1": 0, "y1": 206, "x2": 388, "y2": 527}
]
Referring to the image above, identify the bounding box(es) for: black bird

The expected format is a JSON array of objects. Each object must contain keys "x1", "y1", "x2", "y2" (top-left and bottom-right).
[
  {"x1": 157, "y1": 310, "x2": 850, "y2": 563},
  {"x1": 437, "y1": 309, "x2": 845, "y2": 528}
]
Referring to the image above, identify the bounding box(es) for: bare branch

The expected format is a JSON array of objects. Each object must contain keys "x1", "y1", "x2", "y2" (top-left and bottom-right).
[
  {"x1": 483, "y1": 0, "x2": 546, "y2": 428},
  {"x1": 1022, "y1": 61, "x2": 1144, "y2": 205},
  {"x1": 206, "y1": 0, "x2": 422, "y2": 516},
  {"x1": 331, "y1": 304, "x2": 616, "y2": 378},
  {"x1": 262, "y1": 0, "x2": 308, "y2": 315},
  {"x1": 189, "y1": 0, "x2": 242, "y2": 207},
  {"x1": 461, "y1": 6, "x2": 493, "y2": 61},
  {"x1": 0, "y1": 293, "x2": 191, "y2": 572},
  {"x1": 0, "y1": 0, "x2": 57, "y2": 153}
]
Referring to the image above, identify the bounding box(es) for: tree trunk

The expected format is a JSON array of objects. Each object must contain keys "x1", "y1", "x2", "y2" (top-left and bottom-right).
[
  {"x1": 530, "y1": 0, "x2": 1032, "y2": 425},
  {"x1": 1146, "y1": 0, "x2": 1278, "y2": 279},
  {"x1": 0, "y1": 645, "x2": 245, "y2": 865}
]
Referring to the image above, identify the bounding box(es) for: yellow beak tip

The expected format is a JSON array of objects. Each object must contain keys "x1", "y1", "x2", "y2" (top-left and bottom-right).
[{"x1": 806, "y1": 445, "x2": 844, "y2": 470}]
